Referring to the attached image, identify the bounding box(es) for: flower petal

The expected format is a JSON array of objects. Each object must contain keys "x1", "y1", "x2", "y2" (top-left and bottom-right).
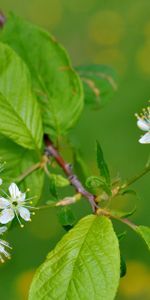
[
  {"x1": 0, "y1": 226, "x2": 7, "y2": 235},
  {"x1": 18, "y1": 207, "x2": 31, "y2": 221},
  {"x1": 0, "y1": 178, "x2": 3, "y2": 185},
  {"x1": 0, "y1": 197, "x2": 10, "y2": 209},
  {"x1": 17, "y1": 193, "x2": 26, "y2": 202},
  {"x1": 0, "y1": 209, "x2": 15, "y2": 224},
  {"x1": 139, "y1": 132, "x2": 150, "y2": 144},
  {"x1": 9, "y1": 183, "x2": 20, "y2": 198},
  {"x1": 137, "y1": 119, "x2": 149, "y2": 131}
]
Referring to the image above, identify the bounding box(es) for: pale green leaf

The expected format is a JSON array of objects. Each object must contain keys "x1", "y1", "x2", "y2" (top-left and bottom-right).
[
  {"x1": 136, "y1": 225, "x2": 150, "y2": 251},
  {"x1": 75, "y1": 64, "x2": 118, "y2": 109},
  {"x1": 29, "y1": 215, "x2": 120, "y2": 300},
  {"x1": 51, "y1": 174, "x2": 69, "y2": 187},
  {"x1": 1, "y1": 13, "x2": 84, "y2": 139},
  {"x1": 0, "y1": 43, "x2": 43, "y2": 150},
  {"x1": 0, "y1": 135, "x2": 44, "y2": 204}
]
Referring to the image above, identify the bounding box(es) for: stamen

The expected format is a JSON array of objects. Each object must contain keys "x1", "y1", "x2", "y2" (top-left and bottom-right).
[{"x1": 14, "y1": 208, "x2": 24, "y2": 228}]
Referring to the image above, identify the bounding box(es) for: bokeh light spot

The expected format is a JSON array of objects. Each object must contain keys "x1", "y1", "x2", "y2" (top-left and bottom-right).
[
  {"x1": 88, "y1": 11, "x2": 124, "y2": 46},
  {"x1": 62, "y1": 0, "x2": 96, "y2": 13},
  {"x1": 137, "y1": 42, "x2": 150, "y2": 75},
  {"x1": 15, "y1": 270, "x2": 35, "y2": 300},
  {"x1": 91, "y1": 48, "x2": 126, "y2": 74},
  {"x1": 27, "y1": 0, "x2": 62, "y2": 29},
  {"x1": 119, "y1": 261, "x2": 150, "y2": 297}
]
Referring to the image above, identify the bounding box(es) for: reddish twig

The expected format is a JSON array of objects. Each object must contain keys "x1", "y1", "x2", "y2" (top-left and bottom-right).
[{"x1": 44, "y1": 134, "x2": 97, "y2": 212}]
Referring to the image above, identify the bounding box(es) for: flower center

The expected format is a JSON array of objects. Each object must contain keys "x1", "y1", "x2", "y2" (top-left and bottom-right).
[{"x1": 12, "y1": 201, "x2": 18, "y2": 207}]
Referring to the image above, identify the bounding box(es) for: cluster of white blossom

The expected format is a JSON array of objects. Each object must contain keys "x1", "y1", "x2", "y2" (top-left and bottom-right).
[
  {"x1": 136, "y1": 106, "x2": 150, "y2": 144},
  {"x1": 0, "y1": 181, "x2": 33, "y2": 263}
]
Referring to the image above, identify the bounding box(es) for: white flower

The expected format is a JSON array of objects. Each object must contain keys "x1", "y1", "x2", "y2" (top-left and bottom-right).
[
  {"x1": 136, "y1": 107, "x2": 150, "y2": 144},
  {"x1": 0, "y1": 226, "x2": 11, "y2": 263},
  {"x1": 0, "y1": 178, "x2": 2, "y2": 185},
  {"x1": 0, "y1": 183, "x2": 32, "y2": 227}
]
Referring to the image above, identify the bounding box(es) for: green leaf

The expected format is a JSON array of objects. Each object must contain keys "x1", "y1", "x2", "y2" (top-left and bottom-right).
[
  {"x1": 58, "y1": 206, "x2": 76, "y2": 227},
  {"x1": 110, "y1": 206, "x2": 136, "y2": 219},
  {"x1": 86, "y1": 175, "x2": 108, "y2": 196},
  {"x1": 117, "y1": 231, "x2": 127, "y2": 242},
  {"x1": 51, "y1": 174, "x2": 69, "y2": 187},
  {"x1": 120, "y1": 255, "x2": 127, "y2": 278},
  {"x1": 120, "y1": 189, "x2": 137, "y2": 196},
  {"x1": 86, "y1": 175, "x2": 106, "y2": 189},
  {"x1": 48, "y1": 176, "x2": 58, "y2": 201},
  {"x1": 75, "y1": 64, "x2": 118, "y2": 109},
  {"x1": 1, "y1": 13, "x2": 84, "y2": 139},
  {"x1": 0, "y1": 43, "x2": 43, "y2": 150},
  {"x1": 29, "y1": 215, "x2": 120, "y2": 300},
  {"x1": 96, "y1": 141, "x2": 111, "y2": 191},
  {"x1": 136, "y1": 225, "x2": 150, "y2": 251},
  {"x1": 0, "y1": 135, "x2": 44, "y2": 205}
]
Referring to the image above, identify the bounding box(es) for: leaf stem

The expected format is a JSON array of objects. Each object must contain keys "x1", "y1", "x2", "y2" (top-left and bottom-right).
[
  {"x1": 16, "y1": 162, "x2": 41, "y2": 183},
  {"x1": 121, "y1": 165, "x2": 150, "y2": 190},
  {"x1": 44, "y1": 134, "x2": 97, "y2": 212},
  {"x1": 97, "y1": 208, "x2": 137, "y2": 230},
  {"x1": 112, "y1": 164, "x2": 150, "y2": 198}
]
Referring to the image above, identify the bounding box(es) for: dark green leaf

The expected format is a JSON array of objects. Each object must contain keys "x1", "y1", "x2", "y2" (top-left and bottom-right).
[
  {"x1": 96, "y1": 141, "x2": 111, "y2": 189},
  {"x1": 1, "y1": 13, "x2": 84, "y2": 139},
  {"x1": 0, "y1": 43, "x2": 43, "y2": 150},
  {"x1": 120, "y1": 255, "x2": 127, "y2": 278},
  {"x1": 58, "y1": 206, "x2": 76, "y2": 227},
  {"x1": 29, "y1": 215, "x2": 120, "y2": 300},
  {"x1": 49, "y1": 175, "x2": 58, "y2": 201},
  {"x1": 117, "y1": 231, "x2": 127, "y2": 242},
  {"x1": 75, "y1": 64, "x2": 118, "y2": 109}
]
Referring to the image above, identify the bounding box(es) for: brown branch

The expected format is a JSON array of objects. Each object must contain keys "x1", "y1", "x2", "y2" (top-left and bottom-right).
[{"x1": 44, "y1": 134, "x2": 97, "y2": 212}]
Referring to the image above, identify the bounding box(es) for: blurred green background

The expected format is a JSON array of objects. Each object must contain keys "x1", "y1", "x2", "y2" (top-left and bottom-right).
[{"x1": 0, "y1": 0, "x2": 150, "y2": 299}]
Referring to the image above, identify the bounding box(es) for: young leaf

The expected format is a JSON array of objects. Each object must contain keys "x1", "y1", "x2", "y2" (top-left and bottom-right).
[
  {"x1": 110, "y1": 206, "x2": 136, "y2": 219},
  {"x1": 50, "y1": 174, "x2": 69, "y2": 187},
  {"x1": 29, "y1": 215, "x2": 120, "y2": 300},
  {"x1": 85, "y1": 175, "x2": 108, "y2": 196},
  {"x1": 86, "y1": 175, "x2": 106, "y2": 188},
  {"x1": 0, "y1": 43, "x2": 43, "y2": 150},
  {"x1": 96, "y1": 141, "x2": 111, "y2": 188},
  {"x1": 1, "y1": 13, "x2": 84, "y2": 139},
  {"x1": 75, "y1": 64, "x2": 118, "y2": 109},
  {"x1": 136, "y1": 225, "x2": 150, "y2": 251},
  {"x1": 0, "y1": 135, "x2": 44, "y2": 205}
]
